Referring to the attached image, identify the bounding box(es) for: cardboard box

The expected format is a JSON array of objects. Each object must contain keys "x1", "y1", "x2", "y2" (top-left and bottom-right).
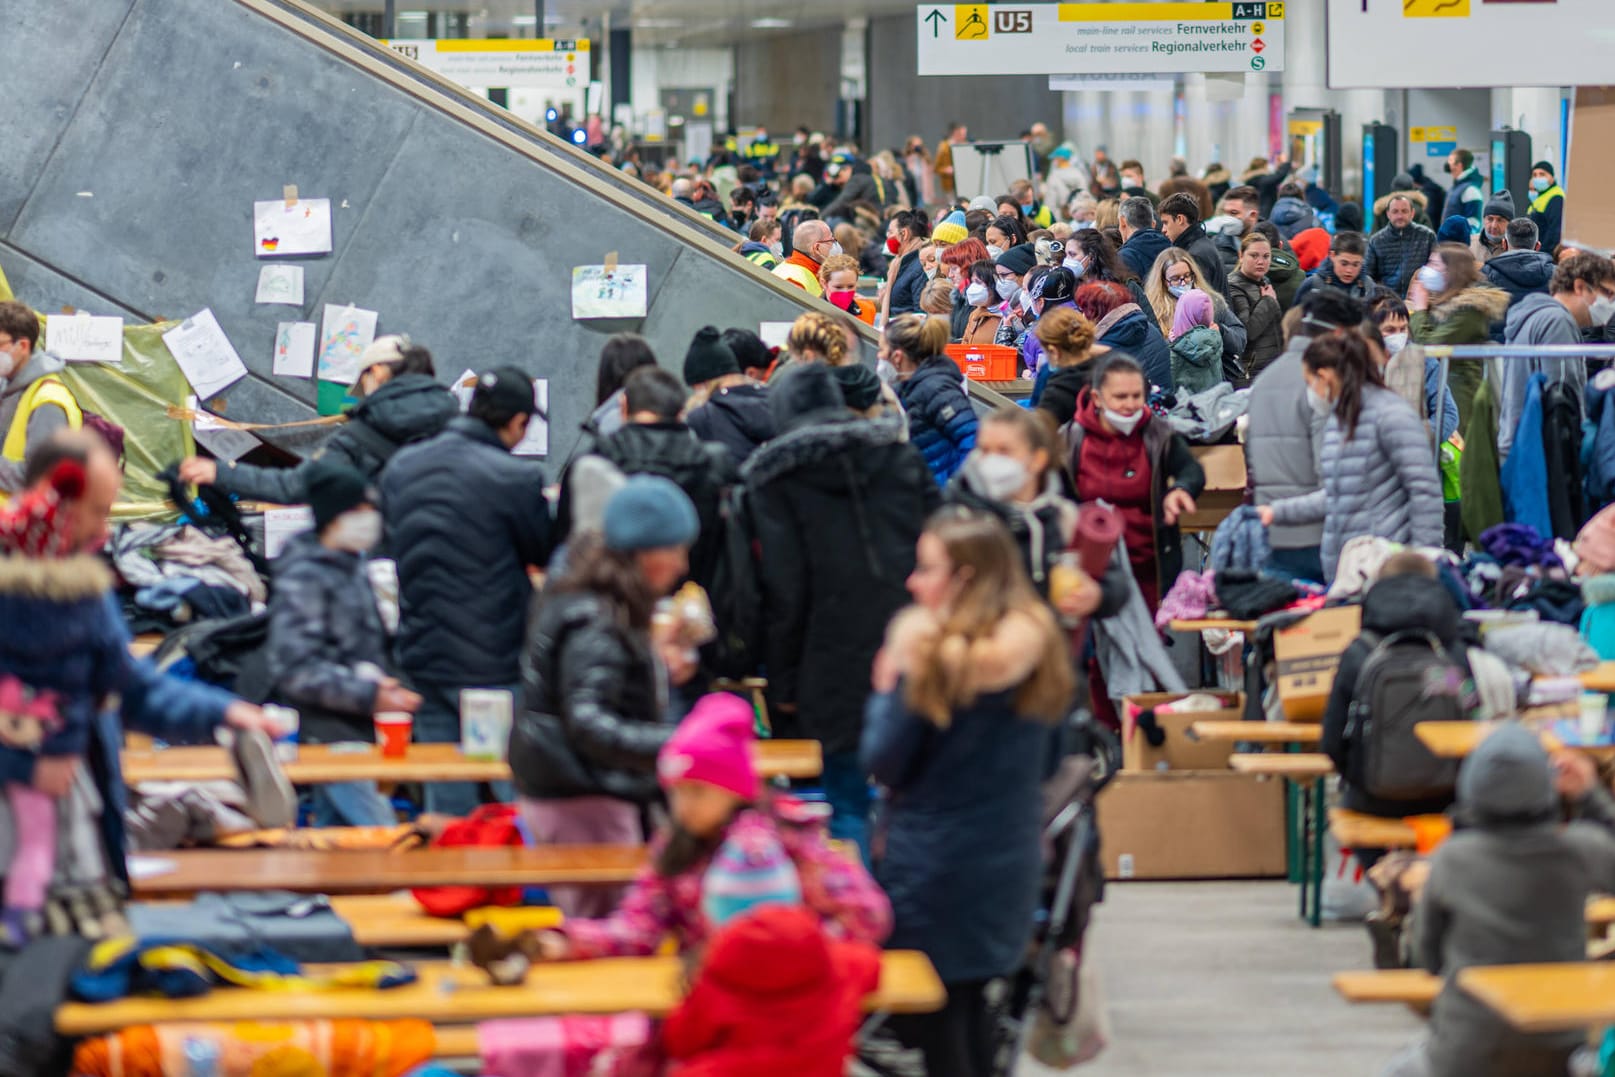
[
  {"x1": 1179, "y1": 444, "x2": 1247, "y2": 532},
  {"x1": 1274, "y1": 605, "x2": 1362, "y2": 722},
  {"x1": 1096, "y1": 770, "x2": 1287, "y2": 880},
  {"x1": 1121, "y1": 692, "x2": 1243, "y2": 772}
]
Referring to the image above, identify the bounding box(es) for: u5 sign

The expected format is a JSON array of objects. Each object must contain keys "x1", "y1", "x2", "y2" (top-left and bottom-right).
[{"x1": 916, "y1": 2, "x2": 1286, "y2": 76}]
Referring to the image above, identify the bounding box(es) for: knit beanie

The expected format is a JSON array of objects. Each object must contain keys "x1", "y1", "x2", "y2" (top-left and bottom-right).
[
  {"x1": 931, "y1": 211, "x2": 969, "y2": 247},
  {"x1": 602, "y1": 475, "x2": 699, "y2": 552},
  {"x1": 701, "y1": 829, "x2": 803, "y2": 929},
  {"x1": 996, "y1": 243, "x2": 1039, "y2": 277},
  {"x1": 305, "y1": 460, "x2": 374, "y2": 533},
  {"x1": 683, "y1": 326, "x2": 739, "y2": 388},
  {"x1": 0, "y1": 458, "x2": 85, "y2": 558},
  {"x1": 1290, "y1": 227, "x2": 1332, "y2": 273},
  {"x1": 1334, "y1": 202, "x2": 1365, "y2": 234},
  {"x1": 1483, "y1": 191, "x2": 1516, "y2": 221},
  {"x1": 1437, "y1": 216, "x2": 1472, "y2": 245},
  {"x1": 967, "y1": 196, "x2": 998, "y2": 213},
  {"x1": 1576, "y1": 505, "x2": 1615, "y2": 576},
  {"x1": 830, "y1": 363, "x2": 882, "y2": 411},
  {"x1": 659, "y1": 692, "x2": 760, "y2": 801},
  {"x1": 1533, "y1": 160, "x2": 1555, "y2": 178}
]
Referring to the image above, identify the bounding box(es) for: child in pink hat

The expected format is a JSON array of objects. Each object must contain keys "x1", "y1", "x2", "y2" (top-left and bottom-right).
[{"x1": 510, "y1": 693, "x2": 891, "y2": 964}]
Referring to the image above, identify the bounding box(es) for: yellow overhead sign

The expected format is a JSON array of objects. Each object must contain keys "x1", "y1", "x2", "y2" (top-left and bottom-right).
[{"x1": 1058, "y1": 2, "x2": 1283, "y2": 19}]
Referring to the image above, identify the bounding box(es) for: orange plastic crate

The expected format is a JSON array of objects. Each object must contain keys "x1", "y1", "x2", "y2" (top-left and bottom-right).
[{"x1": 947, "y1": 343, "x2": 1019, "y2": 381}]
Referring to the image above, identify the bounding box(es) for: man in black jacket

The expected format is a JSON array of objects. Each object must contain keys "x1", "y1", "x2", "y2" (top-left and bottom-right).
[
  {"x1": 1365, "y1": 195, "x2": 1438, "y2": 299},
  {"x1": 682, "y1": 327, "x2": 774, "y2": 465},
  {"x1": 743, "y1": 363, "x2": 938, "y2": 855},
  {"x1": 558, "y1": 366, "x2": 734, "y2": 590},
  {"x1": 1117, "y1": 196, "x2": 1172, "y2": 282},
  {"x1": 381, "y1": 366, "x2": 551, "y2": 815},
  {"x1": 1159, "y1": 191, "x2": 1228, "y2": 296}
]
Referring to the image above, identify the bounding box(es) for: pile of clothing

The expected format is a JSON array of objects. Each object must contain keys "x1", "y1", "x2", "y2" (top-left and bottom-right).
[{"x1": 111, "y1": 523, "x2": 268, "y2": 632}]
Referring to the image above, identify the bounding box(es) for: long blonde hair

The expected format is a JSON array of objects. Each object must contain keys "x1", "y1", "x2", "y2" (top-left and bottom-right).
[
  {"x1": 904, "y1": 510, "x2": 1075, "y2": 728},
  {"x1": 1144, "y1": 248, "x2": 1220, "y2": 337}
]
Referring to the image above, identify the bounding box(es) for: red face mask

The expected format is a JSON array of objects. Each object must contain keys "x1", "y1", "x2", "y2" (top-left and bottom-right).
[
  {"x1": 886, "y1": 235, "x2": 901, "y2": 255},
  {"x1": 828, "y1": 290, "x2": 856, "y2": 311}
]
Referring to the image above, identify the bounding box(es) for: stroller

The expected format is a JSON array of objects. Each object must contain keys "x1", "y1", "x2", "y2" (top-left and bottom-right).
[{"x1": 992, "y1": 711, "x2": 1121, "y2": 1075}]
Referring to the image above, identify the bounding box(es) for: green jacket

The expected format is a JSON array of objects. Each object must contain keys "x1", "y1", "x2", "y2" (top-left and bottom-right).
[
  {"x1": 1459, "y1": 377, "x2": 1505, "y2": 544},
  {"x1": 1411, "y1": 286, "x2": 1511, "y2": 431}
]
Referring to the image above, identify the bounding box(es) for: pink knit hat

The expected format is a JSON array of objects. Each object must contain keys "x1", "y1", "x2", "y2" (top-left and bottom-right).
[
  {"x1": 658, "y1": 693, "x2": 759, "y2": 800},
  {"x1": 1577, "y1": 505, "x2": 1615, "y2": 576}
]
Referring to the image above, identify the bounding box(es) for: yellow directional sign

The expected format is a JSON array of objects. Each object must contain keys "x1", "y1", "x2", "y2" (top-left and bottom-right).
[
  {"x1": 1403, "y1": 0, "x2": 1470, "y2": 17},
  {"x1": 955, "y1": 4, "x2": 990, "y2": 39}
]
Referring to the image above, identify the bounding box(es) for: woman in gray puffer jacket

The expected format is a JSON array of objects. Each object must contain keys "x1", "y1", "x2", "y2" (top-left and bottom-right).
[{"x1": 1259, "y1": 332, "x2": 1443, "y2": 582}]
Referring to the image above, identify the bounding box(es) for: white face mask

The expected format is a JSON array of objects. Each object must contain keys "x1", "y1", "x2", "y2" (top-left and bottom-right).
[
  {"x1": 1063, "y1": 255, "x2": 1087, "y2": 277},
  {"x1": 1591, "y1": 294, "x2": 1615, "y2": 327},
  {"x1": 328, "y1": 509, "x2": 382, "y2": 553},
  {"x1": 1020, "y1": 291, "x2": 1038, "y2": 314},
  {"x1": 1168, "y1": 284, "x2": 1190, "y2": 299},
  {"x1": 986, "y1": 244, "x2": 1005, "y2": 260},
  {"x1": 1074, "y1": 220, "x2": 1096, "y2": 231},
  {"x1": 768, "y1": 242, "x2": 783, "y2": 258},
  {"x1": 827, "y1": 241, "x2": 844, "y2": 258},
  {"x1": 0, "y1": 347, "x2": 17, "y2": 380},
  {"x1": 965, "y1": 282, "x2": 991, "y2": 307},
  {"x1": 973, "y1": 452, "x2": 1030, "y2": 501},
  {"x1": 1306, "y1": 385, "x2": 1334, "y2": 417},
  {"x1": 1417, "y1": 266, "x2": 1447, "y2": 294},
  {"x1": 1103, "y1": 408, "x2": 1143, "y2": 436},
  {"x1": 995, "y1": 278, "x2": 1019, "y2": 302},
  {"x1": 1382, "y1": 332, "x2": 1409, "y2": 355}
]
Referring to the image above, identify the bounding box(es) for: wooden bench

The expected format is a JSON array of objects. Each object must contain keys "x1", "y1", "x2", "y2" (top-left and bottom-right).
[
  {"x1": 1328, "y1": 809, "x2": 1418, "y2": 850},
  {"x1": 1457, "y1": 962, "x2": 1615, "y2": 1033},
  {"x1": 325, "y1": 894, "x2": 565, "y2": 949},
  {"x1": 1414, "y1": 721, "x2": 1577, "y2": 761},
  {"x1": 1168, "y1": 618, "x2": 1260, "y2": 635},
  {"x1": 122, "y1": 739, "x2": 824, "y2": 785},
  {"x1": 130, "y1": 845, "x2": 650, "y2": 899},
  {"x1": 1188, "y1": 720, "x2": 1321, "y2": 746},
  {"x1": 129, "y1": 634, "x2": 162, "y2": 660},
  {"x1": 1582, "y1": 662, "x2": 1615, "y2": 694},
  {"x1": 1230, "y1": 753, "x2": 1334, "y2": 927},
  {"x1": 55, "y1": 952, "x2": 946, "y2": 1035},
  {"x1": 1332, "y1": 969, "x2": 1440, "y2": 1014}
]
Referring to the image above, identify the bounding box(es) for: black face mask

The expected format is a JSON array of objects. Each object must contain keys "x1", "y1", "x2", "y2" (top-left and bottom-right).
[{"x1": 1443, "y1": 162, "x2": 1452, "y2": 174}]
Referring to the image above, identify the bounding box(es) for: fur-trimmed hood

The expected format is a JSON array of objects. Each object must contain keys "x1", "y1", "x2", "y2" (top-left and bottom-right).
[
  {"x1": 1373, "y1": 188, "x2": 1429, "y2": 217},
  {"x1": 741, "y1": 414, "x2": 907, "y2": 489},
  {"x1": 0, "y1": 554, "x2": 114, "y2": 603},
  {"x1": 0, "y1": 553, "x2": 123, "y2": 680},
  {"x1": 1429, "y1": 284, "x2": 1511, "y2": 324}
]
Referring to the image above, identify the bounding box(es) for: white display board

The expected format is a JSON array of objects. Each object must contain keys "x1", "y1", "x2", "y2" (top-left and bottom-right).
[
  {"x1": 1328, "y1": 0, "x2": 1615, "y2": 88},
  {"x1": 917, "y1": 2, "x2": 1285, "y2": 77},
  {"x1": 950, "y1": 142, "x2": 1037, "y2": 202},
  {"x1": 383, "y1": 38, "x2": 588, "y2": 92}
]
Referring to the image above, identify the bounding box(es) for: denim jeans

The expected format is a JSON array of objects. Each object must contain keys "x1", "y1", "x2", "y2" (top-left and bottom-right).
[
  {"x1": 821, "y1": 749, "x2": 871, "y2": 864},
  {"x1": 309, "y1": 781, "x2": 396, "y2": 827},
  {"x1": 412, "y1": 680, "x2": 516, "y2": 816}
]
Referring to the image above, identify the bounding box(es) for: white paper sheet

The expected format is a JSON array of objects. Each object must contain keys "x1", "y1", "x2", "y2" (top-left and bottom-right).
[
  {"x1": 759, "y1": 321, "x2": 794, "y2": 350},
  {"x1": 317, "y1": 303, "x2": 378, "y2": 384},
  {"x1": 255, "y1": 264, "x2": 305, "y2": 305},
  {"x1": 273, "y1": 321, "x2": 317, "y2": 377},
  {"x1": 162, "y1": 310, "x2": 249, "y2": 400},
  {"x1": 512, "y1": 378, "x2": 549, "y2": 457},
  {"x1": 263, "y1": 506, "x2": 316, "y2": 559},
  {"x1": 571, "y1": 264, "x2": 648, "y2": 319},
  {"x1": 253, "y1": 198, "x2": 333, "y2": 258},
  {"x1": 188, "y1": 395, "x2": 260, "y2": 464},
  {"x1": 127, "y1": 856, "x2": 177, "y2": 880},
  {"x1": 44, "y1": 313, "x2": 123, "y2": 364},
  {"x1": 451, "y1": 368, "x2": 478, "y2": 411}
]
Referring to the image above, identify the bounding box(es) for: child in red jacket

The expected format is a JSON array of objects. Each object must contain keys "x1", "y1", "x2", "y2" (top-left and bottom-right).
[{"x1": 661, "y1": 831, "x2": 881, "y2": 1077}]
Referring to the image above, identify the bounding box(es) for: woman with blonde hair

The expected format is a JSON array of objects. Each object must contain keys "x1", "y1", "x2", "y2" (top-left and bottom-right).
[
  {"x1": 1144, "y1": 248, "x2": 1247, "y2": 384},
  {"x1": 885, "y1": 314, "x2": 977, "y2": 484},
  {"x1": 1031, "y1": 306, "x2": 1104, "y2": 428},
  {"x1": 785, "y1": 311, "x2": 849, "y2": 369},
  {"x1": 863, "y1": 508, "x2": 1075, "y2": 1077}
]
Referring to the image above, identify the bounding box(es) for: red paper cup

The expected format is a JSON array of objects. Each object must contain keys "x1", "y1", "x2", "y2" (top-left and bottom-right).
[{"x1": 376, "y1": 712, "x2": 413, "y2": 759}]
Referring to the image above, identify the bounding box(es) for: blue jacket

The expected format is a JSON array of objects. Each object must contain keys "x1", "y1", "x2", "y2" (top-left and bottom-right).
[
  {"x1": 1100, "y1": 307, "x2": 1173, "y2": 390},
  {"x1": 1500, "y1": 372, "x2": 1552, "y2": 538},
  {"x1": 1442, "y1": 166, "x2": 1486, "y2": 235},
  {"x1": 1118, "y1": 228, "x2": 1173, "y2": 282},
  {"x1": 1423, "y1": 355, "x2": 1461, "y2": 443},
  {"x1": 1580, "y1": 575, "x2": 1615, "y2": 662},
  {"x1": 888, "y1": 250, "x2": 927, "y2": 317},
  {"x1": 862, "y1": 682, "x2": 1049, "y2": 982},
  {"x1": 382, "y1": 416, "x2": 552, "y2": 688},
  {"x1": 1481, "y1": 249, "x2": 1556, "y2": 342},
  {"x1": 1586, "y1": 375, "x2": 1615, "y2": 511},
  {"x1": 896, "y1": 356, "x2": 978, "y2": 485}
]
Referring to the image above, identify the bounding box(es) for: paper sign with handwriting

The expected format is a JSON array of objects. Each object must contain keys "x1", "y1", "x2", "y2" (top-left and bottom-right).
[
  {"x1": 317, "y1": 304, "x2": 378, "y2": 384},
  {"x1": 162, "y1": 310, "x2": 248, "y2": 400},
  {"x1": 253, "y1": 198, "x2": 333, "y2": 258},
  {"x1": 264, "y1": 506, "x2": 316, "y2": 559},
  {"x1": 45, "y1": 313, "x2": 123, "y2": 364},
  {"x1": 571, "y1": 264, "x2": 647, "y2": 319},
  {"x1": 273, "y1": 321, "x2": 317, "y2": 378},
  {"x1": 256, "y1": 264, "x2": 305, "y2": 306}
]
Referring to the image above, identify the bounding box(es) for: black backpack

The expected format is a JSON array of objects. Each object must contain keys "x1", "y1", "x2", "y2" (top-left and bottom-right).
[
  {"x1": 707, "y1": 485, "x2": 763, "y2": 679},
  {"x1": 1343, "y1": 630, "x2": 1470, "y2": 804}
]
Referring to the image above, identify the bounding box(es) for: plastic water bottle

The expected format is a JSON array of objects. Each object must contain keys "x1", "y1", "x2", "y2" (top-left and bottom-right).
[{"x1": 183, "y1": 1037, "x2": 219, "y2": 1076}]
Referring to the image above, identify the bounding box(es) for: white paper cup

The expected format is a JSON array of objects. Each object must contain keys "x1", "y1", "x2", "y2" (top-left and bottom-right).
[{"x1": 1580, "y1": 693, "x2": 1609, "y2": 744}]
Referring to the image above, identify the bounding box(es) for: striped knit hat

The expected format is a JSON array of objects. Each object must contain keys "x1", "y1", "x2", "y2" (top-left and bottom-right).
[{"x1": 701, "y1": 829, "x2": 803, "y2": 928}]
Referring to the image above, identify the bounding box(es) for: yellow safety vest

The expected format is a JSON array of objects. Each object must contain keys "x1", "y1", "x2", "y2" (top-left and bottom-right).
[
  {"x1": 744, "y1": 249, "x2": 780, "y2": 271},
  {"x1": 3, "y1": 375, "x2": 84, "y2": 466},
  {"x1": 1531, "y1": 184, "x2": 1564, "y2": 215},
  {"x1": 0, "y1": 263, "x2": 11, "y2": 302},
  {"x1": 772, "y1": 260, "x2": 824, "y2": 298}
]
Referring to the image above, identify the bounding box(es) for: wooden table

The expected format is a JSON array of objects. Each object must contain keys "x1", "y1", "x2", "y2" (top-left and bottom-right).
[
  {"x1": 1228, "y1": 753, "x2": 1334, "y2": 778},
  {"x1": 1414, "y1": 721, "x2": 1588, "y2": 760},
  {"x1": 129, "y1": 634, "x2": 162, "y2": 659},
  {"x1": 122, "y1": 739, "x2": 824, "y2": 785},
  {"x1": 1457, "y1": 962, "x2": 1615, "y2": 1033},
  {"x1": 130, "y1": 844, "x2": 650, "y2": 899},
  {"x1": 1231, "y1": 753, "x2": 1334, "y2": 927},
  {"x1": 1168, "y1": 619, "x2": 1260, "y2": 635},
  {"x1": 56, "y1": 952, "x2": 945, "y2": 1035},
  {"x1": 1332, "y1": 969, "x2": 1441, "y2": 1009},
  {"x1": 1189, "y1": 721, "x2": 1321, "y2": 745},
  {"x1": 1328, "y1": 808, "x2": 1417, "y2": 850},
  {"x1": 1581, "y1": 662, "x2": 1615, "y2": 694}
]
